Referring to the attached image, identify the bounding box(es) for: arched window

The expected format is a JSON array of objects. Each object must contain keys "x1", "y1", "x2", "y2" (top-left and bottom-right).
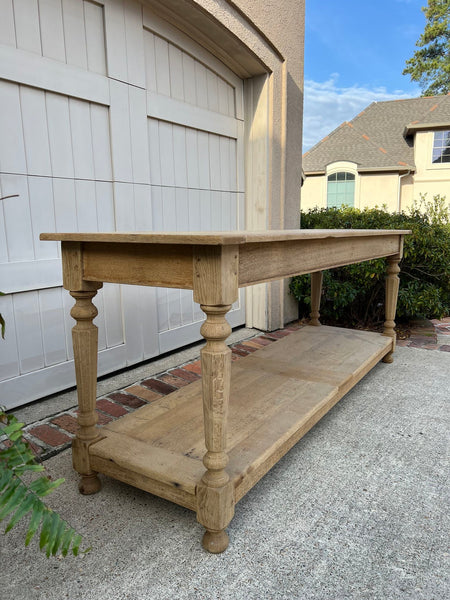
[{"x1": 327, "y1": 172, "x2": 355, "y2": 208}]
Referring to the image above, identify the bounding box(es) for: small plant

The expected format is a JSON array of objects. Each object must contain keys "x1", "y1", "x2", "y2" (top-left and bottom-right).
[{"x1": 0, "y1": 408, "x2": 89, "y2": 557}]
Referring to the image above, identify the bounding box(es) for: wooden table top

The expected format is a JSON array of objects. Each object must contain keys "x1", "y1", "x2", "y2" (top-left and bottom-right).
[{"x1": 40, "y1": 229, "x2": 411, "y2": 246}]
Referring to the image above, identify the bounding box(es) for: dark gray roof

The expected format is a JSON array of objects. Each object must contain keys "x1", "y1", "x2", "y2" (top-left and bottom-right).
[{"x1": 303, "y1": 94, "x2": 450, "y2": 174}]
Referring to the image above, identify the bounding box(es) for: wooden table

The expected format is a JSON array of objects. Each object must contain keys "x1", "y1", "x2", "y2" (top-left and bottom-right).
[{"x1": 40, "y1": 229, "x2": 410, "y2": 553}]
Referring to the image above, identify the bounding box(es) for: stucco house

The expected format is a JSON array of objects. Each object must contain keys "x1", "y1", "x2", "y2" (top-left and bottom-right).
[
  {"x1": 0, "y1": 0, "x2": 305, "y2": 409},
  {"x1": 302, "y1": 94, "x2": 450, "y2": 213}
]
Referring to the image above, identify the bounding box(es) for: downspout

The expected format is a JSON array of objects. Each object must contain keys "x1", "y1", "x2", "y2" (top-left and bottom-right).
[{"x1": 397, "y1": 170, "x2": 411, "y2": 212}]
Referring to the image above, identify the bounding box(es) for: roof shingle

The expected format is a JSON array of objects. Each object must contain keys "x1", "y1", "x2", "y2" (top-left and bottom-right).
[{"x1": 303, "y1": 95, "x2": 450, "y2": 174}]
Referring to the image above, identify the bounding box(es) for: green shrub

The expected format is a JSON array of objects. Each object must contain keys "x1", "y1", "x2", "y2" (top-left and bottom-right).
[{"x1": 290, "y1": 195, "x2": 450, "y2": 327}]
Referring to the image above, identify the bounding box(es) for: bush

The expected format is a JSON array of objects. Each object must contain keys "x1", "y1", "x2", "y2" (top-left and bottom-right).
[{"x1": 290, "y1": 195, "x2": 450, "y2": 328}]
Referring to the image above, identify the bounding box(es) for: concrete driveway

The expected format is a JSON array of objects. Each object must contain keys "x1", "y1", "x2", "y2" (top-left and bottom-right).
[{"x1": 1, "y1": 346, "x2": 449, "y2": 600}]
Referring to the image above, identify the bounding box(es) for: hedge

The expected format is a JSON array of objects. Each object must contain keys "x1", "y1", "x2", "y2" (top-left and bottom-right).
[{"x1": 289, "y1": 195, "x2": 450, "y2": 328}]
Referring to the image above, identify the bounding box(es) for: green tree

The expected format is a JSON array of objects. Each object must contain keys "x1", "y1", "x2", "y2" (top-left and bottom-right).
[{"x1": 403, "y1": 0, "x2": 450, "y2": 96}]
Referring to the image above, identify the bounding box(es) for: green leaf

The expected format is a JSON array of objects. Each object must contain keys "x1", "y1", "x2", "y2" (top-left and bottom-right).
[
  {"x1": 0, "y1": 469, "x2": 13, "y2": 493},
  {"x1": 71, "y1": 534, "x2": 82, "y2": 557},
  {"x1": 39, "y1": 510, "x2": 53, "y2": 550},
  {"x1": 2, "y1": 421, "x2": 25, "y2": 437},
  {"x1": 25, "y1": 500, "x2": 45, "y2": 546},
  {"x1": 45, "y1": 512, "x2": 61, "y2": 558},
  {"x1": 5, "y1": 492, "x2": 35, "y2": 532},
  {"x1": 60, "y1": 527, "x2": 76, "y2": 557},
  {"x1": 29, "y1": 476, "x2": 65, "y2": 497},
  {"x1": 0, "y1": 480, "x2": 27, "y2": 521},
  {"x1": 49, "y1": 515, "x2": 68, "y2": 556},
  {"x1": 0, "y1": 477, "x2": 21, "y2": 511}
]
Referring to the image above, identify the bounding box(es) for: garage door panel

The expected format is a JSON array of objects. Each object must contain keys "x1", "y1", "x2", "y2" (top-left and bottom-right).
[
  {"x1": 62, "y1": 0, "x2": 88, "y2": 69},
  {"x1": 53, "y1": 178, "x2": 77, "y2": 231},
  {"x1": 128, "y1": 85, "x2": 151, "y2": 184},
  {"x1": 172, "y1": 126, "x2": 188, "y2": 188},
  {"x1": 94, "y1": 287, "x2": 107, "y2": 352},
  {"x1": 110, "y1": 80, "x2": 150, "y2": 184},
  {"x1": 0, "y1": 174, "x2": 34, "y2": 262},
  {"x1": 95, "y1": 182, "x2": 116, "y2": 231},
  {"x1": 84, "y1": 0, "x2": 108, "y2": 75},
  {"x1": 20, "y1": 86, "x2": 52, "y2": 176},
  {"x1": 74, "y1": 180, "x2": 99, "y2": 232},
  {"x1": 103, "y1": 283, "x2": 125, "y2": 348},
  {"x1": 0, "y1": 0, "x2": 245, "y2": 408},
  {"x1": 182, "y1": 52, "x2": 197, "y2": 105},
  {"x1": 0, "y1": 81, "x2": 27, "y2": 174},
  {"x1": 14, "y1": 0, "x2": 41, "y2": 54},
  {"x1": 13, "y1": 291, "x2": 44, "y2": 374},
  {"x1": 104, "y1": 0, "x2": 145, "y2": 87},
  {"x1": 198, "y1": 131, "x2": 211, "y2": 189},
  {"x1": 70, "y1": 98, "x2": 96, "y2": 179},
  {"x1": 0, "y1": 187, "x2": 7, "y2": 262},
  {"x1": 38, "y1": 287, "x2": 68, "y2": 367},
  {"x1": 46, "y1": 94, "x2": 74, "y2": 178},
  {"x1": 27, "y1": 176, "x2": 58, "y2": 260},
  {"x1": 0, "y1": 82, "x2": 112, "y2": 181},
  {"x1": 0, "y1": 0, "x2": 16, "y2": 47},
  {"x1": 0, "y1": 294, "x2": 19, "y2": 379},
  {"x1": 91, "y1": 105, "x2": 113, "y2": 180},
  {"x1": 109, "y1": 80, "x2": 133, "y2": 181},
  {"x1": 143, "y1": 5, "x2": 243, "y2": 95},
  {"x1": 39, "y1": 0, "x2": 66, "y2": 62},
  {"x1": 144, "y1": 24, "x2": 239, "y2": 119},
  {"x1": 4, "y1": 0, "x2": 106, "y2": 73}
]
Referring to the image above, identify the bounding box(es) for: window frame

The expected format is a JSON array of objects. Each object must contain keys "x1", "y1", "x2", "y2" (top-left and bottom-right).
[
  {"x1": 326, "y1": 170, "x2": 356, "y2": 208},
  {"x1": 432, "y1": 130, "x2": 450, "y2": 165}
]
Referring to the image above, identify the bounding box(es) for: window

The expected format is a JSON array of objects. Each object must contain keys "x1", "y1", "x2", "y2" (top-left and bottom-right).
[
  {"x1": 327, "y1": 172, "x2": 355, "y2": 208},
  {"x1": 432, "y1": 130, "x2": 450, "y2": 164}
]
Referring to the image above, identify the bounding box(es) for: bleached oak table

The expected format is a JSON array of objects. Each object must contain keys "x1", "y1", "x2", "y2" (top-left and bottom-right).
[{"x1": 41, "y1": 229, "x2": 410, "y2": 553}]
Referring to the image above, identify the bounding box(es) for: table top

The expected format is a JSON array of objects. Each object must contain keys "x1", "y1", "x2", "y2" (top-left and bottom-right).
[{"x1": 40, "y1": 229, "x2": 411, "y2": 246}]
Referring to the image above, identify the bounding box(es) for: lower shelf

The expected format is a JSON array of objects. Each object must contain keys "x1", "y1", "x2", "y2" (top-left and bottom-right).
[{"x1": 89, "y1": 325, "x2": 392, "y2": 511}]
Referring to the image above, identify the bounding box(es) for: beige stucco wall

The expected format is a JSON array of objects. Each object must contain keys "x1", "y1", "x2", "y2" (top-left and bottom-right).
[
  {"x1": 301, "y1": 175, "x2": 325, "y2": 211},
  {"x1": 301, "y1": 172, "x2": 399, "y2": 212},
  {"x1": 412, "y1": 131, "x2": 450, "y2": 203},
  {"x1": 358, "y1": 173, "x2": 400, "y2": 212},
  {"x1": 150, "y1": 0, "x2": 305, "y2": 328}
]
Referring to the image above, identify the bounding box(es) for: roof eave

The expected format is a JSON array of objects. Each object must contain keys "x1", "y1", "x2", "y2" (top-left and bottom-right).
[
  {"x1": 358, "y1": 165, "x2": 415, "y2": 174},
  {"x1": 404, "y1": 122, "x2": 450, "y2": 136},
  {"x1": 304, "y1": 165, "x2": 414, "y2": 176}
]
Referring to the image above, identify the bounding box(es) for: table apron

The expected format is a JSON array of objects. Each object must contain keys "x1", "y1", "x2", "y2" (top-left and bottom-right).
[
  {"x1": 77, "y1": 235, "x2": 402, "y2": 289},
  {"x1": 238, "y1": 235, "x2": 402, "y2": 286}
]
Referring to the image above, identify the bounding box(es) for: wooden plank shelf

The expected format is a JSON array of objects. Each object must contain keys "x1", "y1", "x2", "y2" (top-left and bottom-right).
[{"x1": 89, "y1": 326, "x2": 392, "y2": 511}]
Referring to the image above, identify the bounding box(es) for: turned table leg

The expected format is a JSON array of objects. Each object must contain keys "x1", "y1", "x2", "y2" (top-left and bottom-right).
[
  {"x1": 310, "y1": 271, "x2": 323, "y2": 326},
  {"x1": 196, "y1": 304, "x2": 235, "y2": 553},
  {"x1": 382, "y1": 256, "x2": 401, "y2": 364},
  {"x1": 70, "y1": 289, "x2": 102, "y2": 494},
  {"x1": 193, "y1": 245, "x2": 238, "y2": 553}
]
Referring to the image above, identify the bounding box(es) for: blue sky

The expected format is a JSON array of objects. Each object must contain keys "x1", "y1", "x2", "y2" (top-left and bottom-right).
[{"x1": 303, "y1": 0, "x2": 426, "y2": 150}]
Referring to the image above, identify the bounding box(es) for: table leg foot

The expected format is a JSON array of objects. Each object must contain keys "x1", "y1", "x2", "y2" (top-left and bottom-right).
[
  {"x1": 382, "y1": 352, "x2": 394, "y2": 364},
  {"x1": 202, "y1": 529, "x2": 229, "y2": 553},
  {"x1": 79, "y1": 473, "x2": 102, "y2": 495}
]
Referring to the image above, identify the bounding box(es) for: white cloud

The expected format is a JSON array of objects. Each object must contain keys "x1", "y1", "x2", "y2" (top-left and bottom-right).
[{"x1": 303, "y1": 75, "x2": 418, "y2": 151}]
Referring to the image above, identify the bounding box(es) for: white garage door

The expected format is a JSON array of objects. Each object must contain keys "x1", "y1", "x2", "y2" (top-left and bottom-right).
[{"x1": 0, "y1": 0, "x2": 245, "y2": 409}]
